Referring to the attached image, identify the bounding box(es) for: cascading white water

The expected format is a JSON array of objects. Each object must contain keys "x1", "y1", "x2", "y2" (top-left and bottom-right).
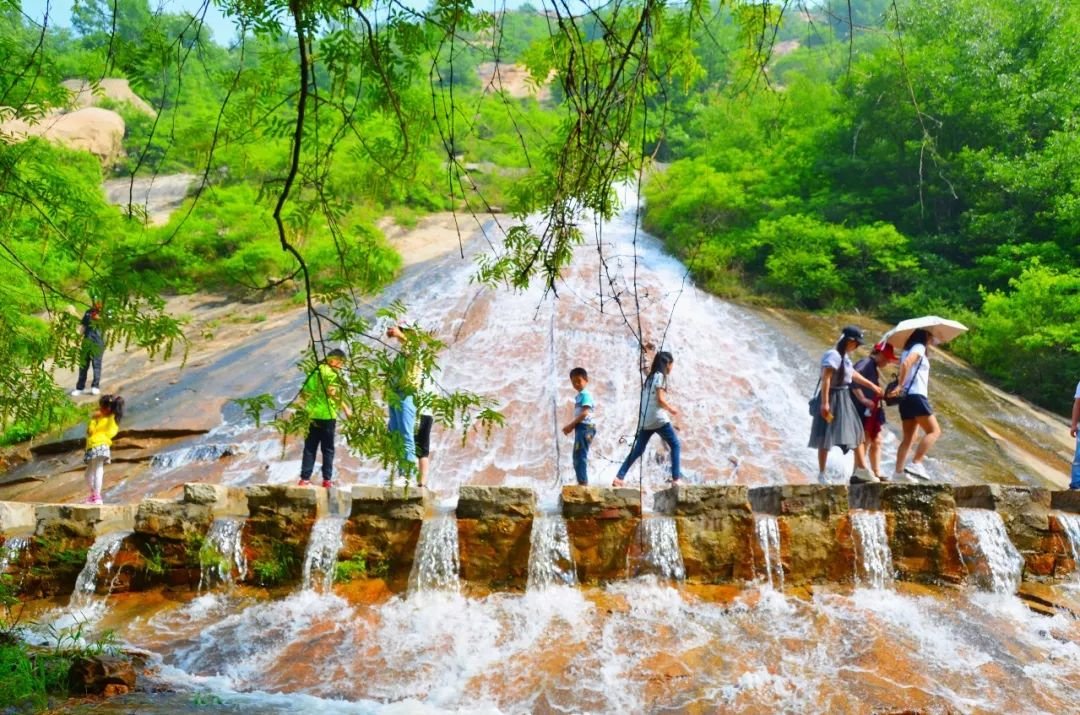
[
  {"x1": 301, "y1": 517, "x2": 346, "y2": 592},
  {"x1": 526, "y1": 512, "x2": 577, "y2": 590},
  {"x1": 199, "y1": 517, "x2": 248, "y2": 591},
  {"x1": 0, "y1": 536, "x2": 29, "y2": 572},
  {"x1": 956, "y1": 509, "x2": 1024, "y2": 594},
  {"x1": 633, "y1": 517, "x2": 686, "y2": 581},
  {"x1": 1056, "y1": 512, "x2": 1080, "y2": 584},
  {"x1": 69, "y1": 531, "x2": 131, "y2": 610},
  {"x1": 408, "y1": 515, "x2": 460, "y2": 593},
  {"x1": 755, "y1": 514, "x2": 783, "y2": 591},
  {"x1": 151, "y1": 443, "x2": 239, "y2": 472},
  {"x1": 850, "y1": 510, "x2": 893, "y2": 589}
]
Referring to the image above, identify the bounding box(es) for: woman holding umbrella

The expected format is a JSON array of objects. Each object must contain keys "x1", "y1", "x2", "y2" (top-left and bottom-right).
[
  {"x1": 889, "y1": 328, "x2": 941, "y2": 480},
  {"x1": 808, "y1": 326, "x2": 883, "y2": 484}
]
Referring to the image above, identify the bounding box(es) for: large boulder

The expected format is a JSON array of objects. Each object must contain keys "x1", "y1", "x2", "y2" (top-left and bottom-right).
[
  {"x1": 61, "y1": 78, "x2": 156, "y2": 117},
  {"x1": 2, "y1": 107, "x2": 126, "y2": 164}
]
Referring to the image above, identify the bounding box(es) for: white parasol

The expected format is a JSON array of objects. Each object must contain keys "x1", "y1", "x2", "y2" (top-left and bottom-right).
[{"x1": 882, "y1": 315, "x2": 968, "y2": 348}]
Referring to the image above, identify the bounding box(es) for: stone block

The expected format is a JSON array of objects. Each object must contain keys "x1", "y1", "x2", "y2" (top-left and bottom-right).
[
  {"x1": 653, "y1": 486, "x2": 754, "y2": 583},
  {"x1": 857, "y1": 483, "x2": 962, "y2": 584},
  {"x1": 748, "y1": 486, "x2": 852, "y2": 585},
  {"x1": 0, "y1": 501, "x2": 36, "y2": 535},
  {"x1": 456, "y1": 486, "x2": 536, "y2": 519},
  {"x1": 34, "y1": 504, "x2": 136, "y2": 539},
  {"x1": 350, "y1": 486, "x2": 429, "y2": 521},
  {"x1": 241, "y1": 485, "x2": 324, "y2": 588},
  {"x1": 68, "y1": 655, "x2": 137, "y2": 696},
  {"x1": 183, "y1": 483, "x2": 248, "y2": 516},
  {"x1": 135, "y1": 499, "x2": 212, "y2": 541},
  {"x1": 1049, "y1": 513, "x2": 1079, "y2": 578},
  {"x1": 560, "y1": 486, "x2": 641, "y2": 519},
  {"x1": 1051, "y1": 490, "x2": 1080, "y2": 514},
  {"x1": 562, "y1": 487, "x2": 640, "y2": 584},
  {"x1": 457, "y1": 515, "x2": 533, "y2": 591}
]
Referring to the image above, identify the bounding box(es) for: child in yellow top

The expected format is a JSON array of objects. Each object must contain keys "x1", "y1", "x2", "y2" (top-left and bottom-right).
[{"x1": 84, "y1": 394, "x2": 124, "y2": 504}]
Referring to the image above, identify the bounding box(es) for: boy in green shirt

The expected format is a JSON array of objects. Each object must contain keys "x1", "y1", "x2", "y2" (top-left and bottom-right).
[{"x1": 298, "y1": 349, "x2": 351, "y2": 487}]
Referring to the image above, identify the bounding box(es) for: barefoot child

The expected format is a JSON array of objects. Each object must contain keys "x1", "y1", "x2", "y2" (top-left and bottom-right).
[
  {"x1": 561, "y1": 367, "x2": 596, "y2": 485},
  {"x1": 613, "y1": 351, "x2": 681, "y2": 486},
  {"x1": 84, "y1": 394, "x2": 123, "y2": 504}
]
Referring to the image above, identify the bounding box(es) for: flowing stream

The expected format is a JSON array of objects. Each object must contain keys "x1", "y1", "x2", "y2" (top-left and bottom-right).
[
  {"x1": 851, "y1": 510, "x2": 893, "y2": 589},
  {"x1": 69, "y1": 531, "x2": 131, "y2": 611},
  {"x1": 526, "y1": 512, "x2": 577, "y2": 590},
  {"x1": 0, "y1": 536, "x2": 29, "y2": 572},
  {"x1": 409, "y1": 514, "x2": 460, "y2": 593},
  {"x1": 301, "y1": 517, "x2": 346, "y2": 592},
  {"x1": 755, "y1": 514, "x2": 783, "y2": 591},
  {"x1": 632, "y1": 516, "x2": 686, "y2": 581},
  {"x1": 956, "y1": 508, "x2": 1024, "y2": 594},
  {"x1": 1057, "y1": 512, "x2": 1080, "y2": 585},
  {"x1": 199, "y1": 517, "x2": 247, "y2": 591}
]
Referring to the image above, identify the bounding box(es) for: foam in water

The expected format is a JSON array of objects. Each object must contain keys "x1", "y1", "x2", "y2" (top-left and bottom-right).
[
  {"x1": 0, "y1": 536, "x2": 29, "y2": 572},
  {"x1": 632, "y1": 517, "x2": 686, "y2": 581},
  {"x1": 755, "y1": 514, "x2": 783, "y2": 590},
  {"x1": 850, "y1": 510, "x2": 893, "y2": 589},
  {"x1": 199, "y1": 517, "x2": 248, "y2": 591},
  {"x1": 1057, "y1": 512, "x2": 1080, "y2": 585},
  {"x1": 151, "y1": 443, "x2": 239, "y2": 472},
  {"x1": 526, "y1": 512, "x2": 577, "y2": 590},
  {"x1": 956, "y1": 508, "x2": 1024, "y2": 594},
  {"x1": 302, "y1": 517, "x2": 346, "y2": 592},
  {"x1": 70, "y1": 531, "x2": 131, "y2": 611},
  {"x1": 409, "y1": 515, "x2": 460, "y2": 593}
]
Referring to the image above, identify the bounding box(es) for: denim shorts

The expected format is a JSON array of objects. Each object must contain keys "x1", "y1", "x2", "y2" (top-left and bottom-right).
[{"x1": 898, "y1": 394, "x2": 933, "y2": 420}]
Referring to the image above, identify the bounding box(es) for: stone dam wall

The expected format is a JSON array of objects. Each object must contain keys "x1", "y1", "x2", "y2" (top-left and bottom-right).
[{"x1": 2, "y1": 484, "x2": 1079, "y2": 599}]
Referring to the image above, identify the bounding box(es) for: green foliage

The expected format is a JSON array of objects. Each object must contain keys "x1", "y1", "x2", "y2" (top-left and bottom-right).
[
  {"x1": 140, "y1": 542, "x2": 166, "y2": 576},
  {"x1": 251, "y1": 540, "x2": 296, "y2": 587},
  {"x1": 334, "y1": 552, "x2": 368, "y2": 583}
]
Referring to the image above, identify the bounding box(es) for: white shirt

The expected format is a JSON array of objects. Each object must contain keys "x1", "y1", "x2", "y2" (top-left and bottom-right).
[
  {"x1": 900, "y1": 343, "x2": 930, "y2": 397},
  {"x1": 1074, "y1": 380, "x2": 1080, "y2": 400},
  {"x1": 820, "y1": 349, "x2": 853, "y2": 386},
  {"x1": 640, "y1": 372, "x2": 670, "y2": 430}
]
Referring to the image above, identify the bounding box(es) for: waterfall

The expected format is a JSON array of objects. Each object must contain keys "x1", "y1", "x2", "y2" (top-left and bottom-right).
[
  {"x1": 199, "y1": 517, "x2": 248, "y2": 591},
  {"x1": 851, "y1": 511, "x2": 893, "y2": 590},
  {"x1": 527, "y1": 513, "x2": 577, "y2": 590},
  {"x1": 409, "y1": 515, "x2": 460, "y2": 593},
  {"x1": 302, "y1": 517, "x2": 346, "y2": 592},
  {"x1": 956, "y1": 508, "x2": 1024, "y2": 594},
  {"x1": 1057, "y1": 512, "x2": 1080, "y2": 583},
  {"x1": 0, "y1": 536, "x2": 29, "y2": 572},
  {"x1": 755, "y1": 514, "x2": 783, "y2": 591},
  {"x1": 633, "y1": 517, "x2": 686, "y2": 581},
  {"x1": 70, "y1": 531, "x2": 131, "y2": 610}
]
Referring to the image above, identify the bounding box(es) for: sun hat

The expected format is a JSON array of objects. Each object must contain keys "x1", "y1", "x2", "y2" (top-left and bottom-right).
[{"x1": 840, "y1": 325, "x2": 865, "y2": 345}]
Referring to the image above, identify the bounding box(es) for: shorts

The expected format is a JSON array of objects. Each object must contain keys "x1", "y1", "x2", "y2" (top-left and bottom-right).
[
  {"x1": 84, "y1": 444, "x2": 112, "y2": 464},
  {"x1": 415, "y1": 414, "x2": 433, "y2": 459},
  {"x1": 898, "y1": 394, "x2": 933, "y2": 421}
]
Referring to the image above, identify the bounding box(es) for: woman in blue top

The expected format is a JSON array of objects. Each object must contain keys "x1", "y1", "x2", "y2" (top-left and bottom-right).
[
  {"x1": 808, "y1": 326, "x2": 883, "y2": 484},
  {"x1": 889, "y1": 329, "x2": 941, "y2": 481}
]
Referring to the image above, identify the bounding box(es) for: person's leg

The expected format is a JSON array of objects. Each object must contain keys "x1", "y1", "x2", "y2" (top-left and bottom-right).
[
  {"x1": 868, "y1": 434, "x2": 882, "y2": 477},
  {"x1": 894, "y1": 419, "x2": 919, "y2": 475},
  {"x1": 853, "y1": 442, "x2": 868, "y2": 470},
  {"x1": 656, "y1": 423, "x2": 681, "y2": 479},
  {"x1": 400, "y1": 395, "x2": 417, "y2": 466},
  {"x1": 1071, "y1": 434, "x2": 1080, "y2": 489},
  {"x1": 319, "y1": 420, "x2": 336, "y2": 483},
  {"x1": 91, "y1": 457, "x2": 105, "y2": 500},
  {"x1": 76, "y1": 344, "x2": 90, "y2": 391},
  {"x1": 817, "y1": 448, "x2": 828, "y2": 473},
  {"x1": 572, "y1": 423, "x2": 594, "y2": 485},
  {"x1": 415, "y1": 415, "x2": 432, "y2": 486},
  {"x1": 299, "y1": 424, "x2": 319, "y2": 481},
  {"x1": 84, "y1": 459, "x2": 96, "y2": 499},
  {"x1": 615, "y1": 429, "x2": 655, "y2": 482},
  {"x1": 911, "y1": 414, "x2": 941, "y2": 463},
  {"x1": 90, "y1": 345, "x2": 103, "y2": 390}
]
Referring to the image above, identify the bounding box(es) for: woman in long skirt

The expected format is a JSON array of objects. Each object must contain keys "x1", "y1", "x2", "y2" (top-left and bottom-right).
[{"x1": 808, "y1": 326, "x2": 883, "y2": 484}]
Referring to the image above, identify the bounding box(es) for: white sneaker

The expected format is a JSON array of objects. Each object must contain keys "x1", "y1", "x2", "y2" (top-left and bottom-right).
[
  {"x1": 90, "y1": 387, "x2": 100, "y2": 395},
  {"x1": 904, "y1": 461, "x2": 930, "y2": 481},
  {"x1": 70, "y1": 389, "x2": 82, "y2": 396},
  {"x1": 850, "y1": 468, "x2": 880, "y2": 484},
  {"x1": 816, "y1": 471, "x2": 828, "y2": 484},
  {"x1": 889, "y1": 471, "x2": 907, "y2": 483}
]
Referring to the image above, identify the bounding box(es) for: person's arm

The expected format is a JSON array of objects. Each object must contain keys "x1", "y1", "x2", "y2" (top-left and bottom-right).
[
  {"x1": 851, "y1": 370, "x2": 883, "y2": 396},
  {"x1": 1071, "y1": 397, "x2": 1079, "y2": 438},
  {"x1": 562, "y1": 405, "x2": 591, "y2": 434},
  {"x1": 888, "y1": 353, "x2": 919, "y2": 397},
  {"x1": 820, "y1": 367, "x2": 834, "y2": 420},
  {"x1": 106, "y1": 416, "x2": 119, "y2": 441},
  {"x1": 656, "y1": 388, "x2": 678, "y2": 417}
]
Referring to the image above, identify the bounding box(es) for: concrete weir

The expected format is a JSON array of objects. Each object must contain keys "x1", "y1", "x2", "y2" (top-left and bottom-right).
[{"x1": 2, "y1": 483, "x2": 1080, "y2": 599}]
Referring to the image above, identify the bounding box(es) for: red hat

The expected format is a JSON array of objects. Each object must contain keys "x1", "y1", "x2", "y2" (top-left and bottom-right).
[{"x1": 872, "y1": 341, "x2": 897, "y2": 362}]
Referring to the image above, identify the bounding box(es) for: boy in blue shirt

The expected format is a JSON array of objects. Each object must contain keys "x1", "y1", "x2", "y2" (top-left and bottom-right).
[{"x1": 562, "y1": 367, "x2": 596, "y2": 485}]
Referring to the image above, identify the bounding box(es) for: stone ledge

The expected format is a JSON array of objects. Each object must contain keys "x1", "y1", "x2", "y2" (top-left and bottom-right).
[
  {"x1": 748, "y1": 485, "x2": 848, "y2": 517},
  {"x1": 653, "y1": 485, "x2": 750, "y2": 516},
  {"x1": 246, "y1": 484, "x2": 327, "y2": 517},
  {"x1": 183, "y1": 483, "x2": 248, "y2": 516},
  {"x1": 1050, "y1": 490, "x2": 1080, "y2": 514},
  {"x1": 350, "y1": 486, "x2": 429, "y2": 520},
  {"x1": 0, "y1": 501, "x2": 36, "y2": 535},
  {"x1": 954, "y1": 484, "x2": 1051, "y2": 511},
  {"x1": 561, "y1": 486, "x2": 642, "y2": 519},
  {"x1": 34, "y1": 504, "x2": 136, "y2": 537},
  {"x1": 457, "y1": 486, "x2": 535, "y2": 519}
]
